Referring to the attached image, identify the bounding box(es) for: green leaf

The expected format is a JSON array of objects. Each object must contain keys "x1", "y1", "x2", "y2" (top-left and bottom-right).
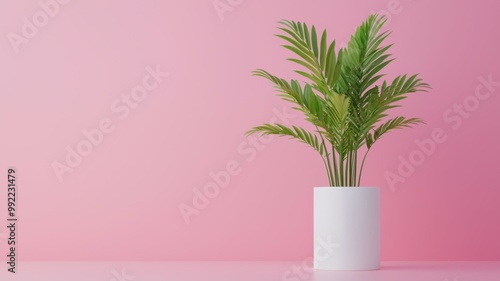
[
  {"x1": 320, "y1": 30, "x2": 328, "y2": 69},
  {"x1": 325, "y1": 41, "x2": 337, "y2": 82},
  {"x1": 311, "y1": 26, "x2": 318, "y2": 57}
]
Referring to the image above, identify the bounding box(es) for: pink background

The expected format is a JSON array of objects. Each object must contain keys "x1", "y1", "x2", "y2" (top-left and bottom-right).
[{"x1": 0, "y1": 0, "x2": 499, "y2": 262}]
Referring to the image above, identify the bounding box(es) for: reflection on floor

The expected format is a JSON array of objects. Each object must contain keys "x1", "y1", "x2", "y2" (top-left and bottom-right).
[{"x1": 2, "y1": 261, "x2": 499, "y2": 281}]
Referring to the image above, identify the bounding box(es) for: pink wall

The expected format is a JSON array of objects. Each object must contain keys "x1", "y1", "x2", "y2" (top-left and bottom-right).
[{"x1": 1, "y1": 0, "x2": 499, "y2": 261}]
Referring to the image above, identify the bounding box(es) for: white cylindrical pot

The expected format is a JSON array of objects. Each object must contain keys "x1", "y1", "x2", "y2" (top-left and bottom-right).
[{"x1": 314, "y1": 187, "x2": 380, "y2": 270}]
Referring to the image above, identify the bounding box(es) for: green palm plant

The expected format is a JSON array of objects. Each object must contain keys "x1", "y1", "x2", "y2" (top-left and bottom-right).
[{"x1": 247, "y1": 14, "x2": 430, "y2": 187}]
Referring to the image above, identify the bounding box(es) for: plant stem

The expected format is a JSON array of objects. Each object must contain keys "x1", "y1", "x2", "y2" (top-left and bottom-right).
[
  {"x1": 357, "y1": 149, "x2": 371, "y2": 186},
  {"x1": 350, "y1": 151, "x2": 354, "y2": 186},
  {"x1": 321, "y1": 156, "x2": 332, "y2": 186},
  {"x1": 331, "y1": 144, "x2": 339, "y2": 186},
  {"x1": 326, "y1": 155, "x2": 334, "y2": 186},
  {"x1": 324, "y1": 150, "x2": 334, "y2": 187},
  {"x1": 345, "y1": 151, "x2": 352, "y2": 186},
  {"x1": 316, "y1": 126, "x2": 334, "y2": 186},
  {"x1": 353, "y1": 152, "x2": 358, "y2": 186},
  {"x1": 339, "y1": 151, "x2": 344, "y2": 186}
]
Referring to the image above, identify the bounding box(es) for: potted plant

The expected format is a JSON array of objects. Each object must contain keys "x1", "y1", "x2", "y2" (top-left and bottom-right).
[{"x1": 247, "y1": 14, "x2": 430, "y2": 270}]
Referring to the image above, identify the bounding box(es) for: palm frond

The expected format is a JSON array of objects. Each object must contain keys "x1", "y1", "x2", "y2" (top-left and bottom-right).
[
  {"x1": 249, "y1": 14, "x2": 430, "y2": 186},
  {"x1": 366, "y1": 117, "x2": 424, "y2": 149},
  {"x1": 253, "y1": 69, "x2": 329, "y2": 129},
  {"x1": 276, "y1": 20, "x2": 343, "y2": 94},
  {"x1": 246, "y1": 123, "x2": 324, "y2": 155}
]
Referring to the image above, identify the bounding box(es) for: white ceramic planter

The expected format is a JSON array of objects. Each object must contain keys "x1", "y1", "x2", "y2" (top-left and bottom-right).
[{"x1": 314, "y1": 187, "x2": 380, "y2": 270}]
